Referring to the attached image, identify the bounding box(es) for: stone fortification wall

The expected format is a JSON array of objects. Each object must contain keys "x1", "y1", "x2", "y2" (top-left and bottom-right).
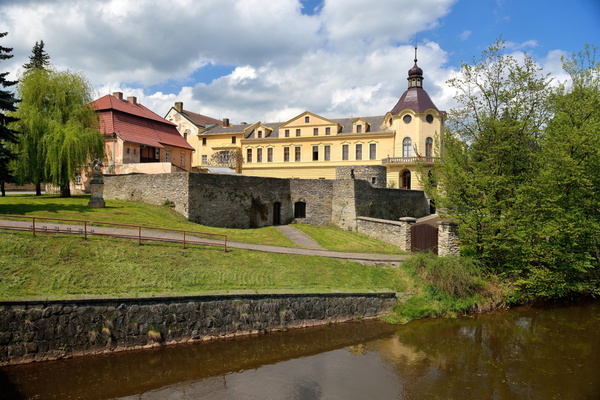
[
  {"x1": 335, "y1": 166, "x2": 387, "y2": 188},
  {"x1": 0, "y1": 293, "x2": 396, "y2": 366},
  {"x1": 104, "y1": 173, "x2": 191, "y2": 218},
  {"x1": 290, "y1": 179, "x2": 334, "y2": 225},
  {"x1": 103, "y1": 171, "x2": 428, "y2": 230},
  {"x1": 356, "y1": 217, "x2": 412, "y2": 252},
  {"x1": 354, "y1": 180, "x2": 428, "y2": 222},
  {"x1": 187, "y1": 173, "x2": 293, "y2": 228}
]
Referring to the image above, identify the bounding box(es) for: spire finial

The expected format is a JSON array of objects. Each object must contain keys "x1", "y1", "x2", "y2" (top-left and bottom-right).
[{"x1": 414, "y1": 46, "x2": 418, "y2": 64}]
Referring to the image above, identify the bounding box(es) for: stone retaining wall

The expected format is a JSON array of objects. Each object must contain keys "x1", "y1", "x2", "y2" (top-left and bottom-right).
[
  {"x1": 0, "y1": 293, "x2": 396, "y2": 366},
  {"x1": 356, "y1": 216, "x2": 412, "y2": 252}
]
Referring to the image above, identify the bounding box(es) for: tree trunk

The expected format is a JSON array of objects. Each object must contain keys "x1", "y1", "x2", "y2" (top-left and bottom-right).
[
  {"x1": 35, "y1": 182, "x2": 42, "y2": 196},
  {"x1": 0, "y1": 181, "x2": 5, "y2": 197},
  {"x1": 60, "y1": 183, "x2": 71, "y2": 198}
]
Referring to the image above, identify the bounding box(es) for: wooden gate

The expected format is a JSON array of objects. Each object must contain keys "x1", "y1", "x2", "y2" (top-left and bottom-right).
[{"x1": 411, "y1": 222, "x2": 438, "y2": 254}]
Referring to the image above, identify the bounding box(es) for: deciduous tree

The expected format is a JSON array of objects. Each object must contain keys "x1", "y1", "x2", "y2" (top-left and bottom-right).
[{"x1": 13, "y1": 68, "x2": 104, "y2": 197}]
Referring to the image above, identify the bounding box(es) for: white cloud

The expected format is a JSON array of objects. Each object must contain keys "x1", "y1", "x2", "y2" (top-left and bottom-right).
[
  {"x1": 0, "y1": 0, "x2": 574, "y2": 125},
  {"x1": 459, "y1": 30, "x2": 471, "y2": 41}
]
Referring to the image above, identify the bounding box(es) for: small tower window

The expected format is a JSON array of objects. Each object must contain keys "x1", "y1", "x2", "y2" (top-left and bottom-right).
[
  {"x1": 403, "y1": 137, "x2": 412, "y2": 158},
  {"x1": 425, "y1": 137, "x2": 433, "y2": 158},
  {"x1": 403, "y1": 115, "x2": 412, "y2": 124},
  {"x1": 426, "y1": 114, "x2": 434, "y2": 123}
]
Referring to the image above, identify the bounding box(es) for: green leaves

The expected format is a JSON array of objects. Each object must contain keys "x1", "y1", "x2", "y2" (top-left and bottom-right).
[{"x1": 431, "y1": 40, "x2": 600, "y2": 299}]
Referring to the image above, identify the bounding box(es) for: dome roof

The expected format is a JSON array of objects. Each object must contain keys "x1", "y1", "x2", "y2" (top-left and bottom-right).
[
  {"x1": 390, "y1": 86, "x2": 438, "y2": 115},
  {"x1": 408, "y1": 62, "x2": 423, "y2": 78}
]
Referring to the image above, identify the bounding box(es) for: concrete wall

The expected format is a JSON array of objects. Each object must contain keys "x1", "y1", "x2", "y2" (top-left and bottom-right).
[{"x1": 0, "y1": 293, "x2": 397, "y2": 366}]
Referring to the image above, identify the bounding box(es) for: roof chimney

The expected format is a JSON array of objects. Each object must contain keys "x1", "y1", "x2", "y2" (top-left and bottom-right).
[
  {"x1": 113, "y1": 92, "x2": 123, "y2": 100},
  {"x1": 127, "y1": 96, "x2": 137, "y2": 105},
  {"x1": 175, "y1": 102, "x2": 183, "y2": 112},
  {"x1": 223, "y1": 118, "x2": 230, "y2": 127}
]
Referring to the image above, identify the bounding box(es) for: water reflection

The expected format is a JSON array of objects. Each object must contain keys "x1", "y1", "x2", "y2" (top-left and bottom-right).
[{"x1": 1, "y1": 300, "x2": 599, "y2": 399}]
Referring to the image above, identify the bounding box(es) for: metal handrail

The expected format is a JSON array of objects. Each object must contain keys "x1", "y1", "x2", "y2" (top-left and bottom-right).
[
  {"x1": 0, "y1": 214, "x2": 227, "y2": 251},
  {"x1": 381, "y1": 156, "x2": 439, "y2": 164}
]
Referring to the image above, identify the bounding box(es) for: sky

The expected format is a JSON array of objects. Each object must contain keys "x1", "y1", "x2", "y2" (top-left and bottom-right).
[{"x1": 1, "y1": 0, "x2": 599, "y2": 124}]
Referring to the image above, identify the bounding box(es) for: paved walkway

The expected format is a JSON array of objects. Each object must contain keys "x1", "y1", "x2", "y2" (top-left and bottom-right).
[
  {"x1": 275, "y1": 225, "x2": 325, "y2": 250},
  {"x1": 0, "y1": 219, "x2": 407, "y2": 265}
]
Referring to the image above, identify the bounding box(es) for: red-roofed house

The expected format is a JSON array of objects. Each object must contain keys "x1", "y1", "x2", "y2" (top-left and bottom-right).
[{"x1": 92, "y1": 92, "x2": 194, "y2": 175}]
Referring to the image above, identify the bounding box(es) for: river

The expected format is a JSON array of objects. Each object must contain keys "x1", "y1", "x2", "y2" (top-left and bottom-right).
[{"x1": 1, "y1": 299, "x2": 599, "y2": 399}]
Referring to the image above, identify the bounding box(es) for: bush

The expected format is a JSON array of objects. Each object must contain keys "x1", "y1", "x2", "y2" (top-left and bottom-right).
[{"x1": 404, "y1": 252, "x2": 484, "y2": 298}]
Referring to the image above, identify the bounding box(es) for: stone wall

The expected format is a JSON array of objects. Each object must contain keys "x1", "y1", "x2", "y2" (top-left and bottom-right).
[
  {"x1": 335, "y1": 165, "x2": 387, "y2": 188},
  {"x1": 438, "y1": 221, "x2": 460, "y2": 256},
  {"x1": 356, "y1": 217, "x2": 413, "y2": 252},
  {"x1": 187, "y1": 173, "x2": 293, "y2": 228},
  {"x1": 0, "y1": 293, "x2": 396, "y2": 366},
  {"x1": 290, "y1": 179, "x2": 334, "y2": 225},
  {"x1": 103, "y1": 171, "x2": 428, "y2": 230},
  {"x1": 104, "y1": 173, "x2": 191, "y2": 218}
]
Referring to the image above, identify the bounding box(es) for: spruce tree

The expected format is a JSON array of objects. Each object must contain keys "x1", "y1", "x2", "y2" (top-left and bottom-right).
[
  {"x1": 23, "y1": 40, "x2": 50, "y2": 70},
  {"x1": 0, "y1": 32, "x2": 19, "y2": 196}
]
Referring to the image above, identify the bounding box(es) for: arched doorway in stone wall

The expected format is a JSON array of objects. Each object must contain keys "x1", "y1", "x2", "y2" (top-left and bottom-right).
[{"x1": 401, "y1": 169, "x2": 411, "y2": 190}]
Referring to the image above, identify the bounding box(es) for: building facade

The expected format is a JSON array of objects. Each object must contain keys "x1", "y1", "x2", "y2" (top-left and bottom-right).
[
  {"x1": 167, "y1": 56, "x2": 444, "y2": 189},
  {"x1": 92, "y1": 92, "x2": 194, "y2": 176}
]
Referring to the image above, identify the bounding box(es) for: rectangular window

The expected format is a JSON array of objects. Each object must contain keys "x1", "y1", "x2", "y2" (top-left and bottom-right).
[
  {"x1": 305, "y1": 116, "x2": 310, "y2": 123},
  {"x1": 342, "y1": 144, "x2": 349, "y2": 160},
  {"x1": 285, "y1": 129, "x2": 290, "y2": 138},
  {"x1": 296, "y1": 129, "x2": 301, "y2": 137},
  {"x1": 155, "y1": 148, "x2": 160, "y2": 159},
  {"x1": 202, "y1": 155, "x2": 208, "y2": 164},
  {"x1": 247, "y1": 149, "x2": 252, "y2": 163},
  {"x1": 325, "y1": 127, "x2": 331, "y2": 135},
  {"x1": 232, "y1": 136, "x2": 236, "y2": 144},
  {"x1": 180, "y1": 154, "x2": 185, "y2": 166},
  {"x1": 257, "y1": 148, "x2": 263, "y2": 162},
  {"x1": 202, "y1": 137, "x2": 207, "y2": 146},
  {"x1": 267, "y1": 147, "x2": 273, "y2": 162},
  {"x1": 257, "y1": 130, "x2": 262, "y2": 138},
  {"x1": 295, "y1": 147, "x2": 301, "y2": 162},
  {"x1": 74, "y1": 174, "x2": 82, "y2": 185},
  {"x1": 356, "y1": 125, "x2": 362, "y2": 133},
  {"x1": 324, "y1": 145, "x2": 330, "y2": 161},
  {"x1": 370, "y1": 143, "x2": 377, "y2": 160},
  {"x1": 165, "y1": 152, "x2": 171, "y2": 162},
  {"x1": 356, "y1": 144, "x2": 362, "y2": 160},
  {"x1": 284, "y1": 147, "x2": 290, "y2": 162},
  {"x1": 312, "y1": 145, "x2": 319, "y2": 161},
  {"x1": 313, "y1": 127, "x2": 318, "y2": 136}
]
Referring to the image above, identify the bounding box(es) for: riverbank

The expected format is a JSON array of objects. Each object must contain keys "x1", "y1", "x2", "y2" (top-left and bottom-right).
[{"x1": 0, "y1": 292, "x2": 398, "y2": 366}]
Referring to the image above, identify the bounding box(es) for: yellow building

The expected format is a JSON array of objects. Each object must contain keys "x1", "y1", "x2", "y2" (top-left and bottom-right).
[{"x1": 167, "y1": 56, "x2": 444, "y2": 189}]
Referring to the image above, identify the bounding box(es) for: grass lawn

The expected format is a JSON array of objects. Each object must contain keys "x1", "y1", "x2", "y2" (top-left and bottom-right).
[
  {"x1": 292, "y1": 223, "x2": 406, "y2": 254},
  {"x1": 0, "y1": 193, "x2": 404, "y2": 253},
  {"x1": 0, "y1": 231, "x2": 409, "y2": 300}
]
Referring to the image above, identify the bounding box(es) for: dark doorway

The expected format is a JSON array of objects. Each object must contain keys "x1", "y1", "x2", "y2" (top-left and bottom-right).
[{"x1": 273, "y1": 202, "x2": 281, "y2": 225}]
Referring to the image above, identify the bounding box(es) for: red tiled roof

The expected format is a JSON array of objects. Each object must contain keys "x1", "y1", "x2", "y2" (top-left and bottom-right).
[
  {"x1": 93, "y1": 94, "x2": 193, "y2": 151},
  {"x1": 390, "y1": 87, "x2": 439, "y2": 115},
  {"x1": 180, "y1": 109, "x2": 222, "y2": 128}
]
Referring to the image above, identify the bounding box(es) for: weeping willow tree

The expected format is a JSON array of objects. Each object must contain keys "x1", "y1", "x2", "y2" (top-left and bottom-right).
[{"x1": 12, "y1": 68, "x2": 104, "y2": 197}]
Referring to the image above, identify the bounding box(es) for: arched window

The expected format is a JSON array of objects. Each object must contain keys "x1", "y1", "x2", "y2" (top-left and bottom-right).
[
  {"x1": 403, "y1": 137, "x2": 412, "y2": 158},
  {"x1": 401, "y1": 170, "x2": 411, "y2": 190},
  {"x1": 425, "y1": 137, "x2": 433, "y2": 158}
]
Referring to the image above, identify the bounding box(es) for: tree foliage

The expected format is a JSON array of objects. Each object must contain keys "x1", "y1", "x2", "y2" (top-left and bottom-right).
[
  {"x1": 0, "y1": 32, "x2": 19, "y2": 196},
  {"x1": 207, "y1": 149, "x2": 244, "y2": 172},
  {"x1": 429, "y1": 40, "x2": 600, "y2": 299},
  {"x1": 12, "y1": 68, "x2": 104, "y2": 197},
  {"x1": 22, "y1": 40, "x2": 50, "y2": 71}
]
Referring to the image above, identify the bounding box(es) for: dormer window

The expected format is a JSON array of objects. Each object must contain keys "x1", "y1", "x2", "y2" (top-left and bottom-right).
[
  {"x1": 356, "y1": 124, "x2": 362, "y2": 133},
  {"x1": 257, "y1": 130, "x2": 262, "y2": 138}
]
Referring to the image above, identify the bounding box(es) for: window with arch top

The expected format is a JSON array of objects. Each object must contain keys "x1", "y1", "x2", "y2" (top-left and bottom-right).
[
  {"x1": 401, "y1": 170, "x2": 411, "y2": 190},
  {"x1": 425, "y1": 137, "x2": 433, "y2": 158},
  {"x1": 402, "y1": 137, "x2": 412, "y2": 158}
]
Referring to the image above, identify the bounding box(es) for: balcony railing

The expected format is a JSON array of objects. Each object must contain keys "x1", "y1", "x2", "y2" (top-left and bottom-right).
[{"x1": 381, "y1": 156, "x2": 439, "y2": 165}]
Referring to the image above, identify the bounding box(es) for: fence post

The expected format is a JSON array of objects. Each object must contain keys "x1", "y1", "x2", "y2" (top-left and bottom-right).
[
  {"x1": 138, "y1": 226, "x2": 141, "y2": 245},
  {"x1": 84, "y1": 221, "x2": 87, "y2": 240},
  {"x1": 32, "y1": 217, "x2": 36, "y2": 237}
]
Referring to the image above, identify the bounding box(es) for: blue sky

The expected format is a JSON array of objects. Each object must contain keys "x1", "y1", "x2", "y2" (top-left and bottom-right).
[{"x1": 1, "y1": 0, "x2": 599, "y2": 122}]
